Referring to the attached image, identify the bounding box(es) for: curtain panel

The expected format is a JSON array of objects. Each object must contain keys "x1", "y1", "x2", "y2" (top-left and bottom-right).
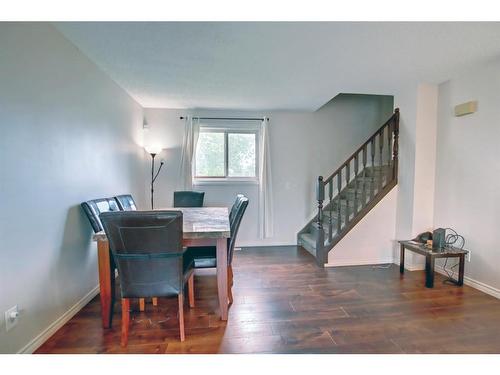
[
  {"x1": 178, "y1": 116, "x2": 200, "y2": 190},
  {"x1": 258, "y1": 118, "x2": 274, "y2": 238}
]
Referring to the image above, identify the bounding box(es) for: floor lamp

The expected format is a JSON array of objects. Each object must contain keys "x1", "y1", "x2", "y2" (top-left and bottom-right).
[{"x1": 145, "y1": 146, "x2": 164, "y2": 210}]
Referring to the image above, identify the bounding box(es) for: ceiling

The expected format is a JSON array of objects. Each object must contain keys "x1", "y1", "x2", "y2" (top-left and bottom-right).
[{"x1": 54, "y1": 22, "x2": 500, "y2": 111}]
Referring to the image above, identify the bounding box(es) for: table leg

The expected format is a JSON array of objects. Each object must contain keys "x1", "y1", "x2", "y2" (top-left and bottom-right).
[
  {"x1": 216, "y1": 238, "x2": 228, "y2": 321},
  {"x1": 97, "y1": 239, "x2": 114, "y2": 328},
  {"x1": 425, "y1": 254, "x2": 435, "y2": 288},
  {"x1": 400, "y1": 244, "x2": 405, "y2": 273},
  {"x1": 458, "y1": 254, "x2": 465, "y2": 286}
]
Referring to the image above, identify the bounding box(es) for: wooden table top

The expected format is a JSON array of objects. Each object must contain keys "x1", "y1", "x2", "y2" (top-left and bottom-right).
[
  {"x1": 399, "y1": 240, "x2": 468, "y2": 256},
  {"x1": 93, "y1": 207, "x2": 230, "y2": 241}
]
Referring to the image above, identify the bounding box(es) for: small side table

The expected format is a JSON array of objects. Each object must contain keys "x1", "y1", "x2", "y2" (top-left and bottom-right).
[{"x1": 399, "y1": 240, "x2": 468, "y2": 288}]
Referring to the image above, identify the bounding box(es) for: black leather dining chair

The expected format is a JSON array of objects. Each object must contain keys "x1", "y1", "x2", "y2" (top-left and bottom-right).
[
  {"x1": 113, "y1": 194, "x2": 155, "y2": 310},
  {"x1": 230, "y1": 194, "x2": 245, "y2": 223},
  {"x1": 173, "y1": 191, "x2": 205, "y2": 207},
  {"x1": 100, "y1": 211, "x2": 195, "y2": 345},
  {"x1": 114, "y1": 194, "x2": 137, "y2": 211},
  {"x1": 81, "y1": 197, "x2": 121, "y2": 233},
  {"x1": 83, "y1": 195, "x2": 158, "y2": 312},
  {"x1": 186, "y1": 195, "x2": 248, "y2": 304}
]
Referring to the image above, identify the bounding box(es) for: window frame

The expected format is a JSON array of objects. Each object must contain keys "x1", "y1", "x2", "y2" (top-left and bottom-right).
[{"x1": 194, "y1": 125, "x2": 259, "y2": 184}]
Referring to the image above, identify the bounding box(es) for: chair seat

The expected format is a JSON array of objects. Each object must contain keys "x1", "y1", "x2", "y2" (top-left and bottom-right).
[{"x1": 185, "y1": 246, "x2": 217, "y2": 268}]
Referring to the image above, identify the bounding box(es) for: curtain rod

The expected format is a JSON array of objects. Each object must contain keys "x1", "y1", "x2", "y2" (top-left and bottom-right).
[{"x1": 179, "y1": 116, "x2": 269, "y2": 121}]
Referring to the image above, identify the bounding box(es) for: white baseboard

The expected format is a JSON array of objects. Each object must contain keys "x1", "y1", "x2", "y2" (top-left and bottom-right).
[
  {"x1": 237, "y1": 241, "x2": 295, "y2": 248},
  {"x1": 18, "y1": 284, "x2": 100, "y2": 354},
  {"x1": 325, "y1": 257, "x2": 394, "y2": 267},
  {"x1": 435, "y1": 265, "x2": 500, "y2": 299}
]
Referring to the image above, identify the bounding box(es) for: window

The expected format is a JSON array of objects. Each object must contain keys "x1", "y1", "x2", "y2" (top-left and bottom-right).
[{"x1": 195, "y1": 126, "x2": 258, "y2": 181}]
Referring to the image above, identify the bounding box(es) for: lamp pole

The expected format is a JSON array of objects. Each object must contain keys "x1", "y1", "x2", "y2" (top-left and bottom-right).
[{"x1": 149, "y1": 152, "x2": 164, "y2": 210}]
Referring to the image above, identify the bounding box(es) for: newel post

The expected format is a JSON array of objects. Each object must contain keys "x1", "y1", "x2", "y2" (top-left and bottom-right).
[
  {"x1": 392, "y1": 108, "x2": 400, "y2": 181},
  {"x1": 315, "y1": 176, "x2": 326, "y2": 267},
  {"x1": 316, "y1": 176, "x2": 325, "y2": 227}
]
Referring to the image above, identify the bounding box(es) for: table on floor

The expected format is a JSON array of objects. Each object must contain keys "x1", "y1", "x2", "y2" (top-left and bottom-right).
[
  {"x1": 399, "y1": 240, "x2": 468, "y2": 288},
  {"x1": 93, "y1": 207, "x2": 231, "y2": 328}
]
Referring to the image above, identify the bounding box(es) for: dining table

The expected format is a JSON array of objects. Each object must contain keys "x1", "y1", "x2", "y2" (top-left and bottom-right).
[{"x1": 92, "y1": 206, "x2": 231, "y2": 329}]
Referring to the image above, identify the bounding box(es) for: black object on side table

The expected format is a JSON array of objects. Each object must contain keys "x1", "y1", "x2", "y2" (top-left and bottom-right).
[{"x1": 399, "y1": 240, "x2": 469, "y2": 288}]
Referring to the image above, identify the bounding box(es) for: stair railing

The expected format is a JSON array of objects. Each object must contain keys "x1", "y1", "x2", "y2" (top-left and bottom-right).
[{"x1": 314, "y1": 108, "x2": 399, "y2": 264}]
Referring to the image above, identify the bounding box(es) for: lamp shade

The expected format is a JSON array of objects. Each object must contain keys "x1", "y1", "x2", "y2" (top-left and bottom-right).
[{"x1": 145, "y1": 145, "x2": 162, "y2": 155}]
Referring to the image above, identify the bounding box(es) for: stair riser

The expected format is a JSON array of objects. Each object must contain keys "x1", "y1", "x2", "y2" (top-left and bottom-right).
[
  {"x1": 363, "y1": 168, "x2": 391, "y2": 178},
  {"x1": 310, "y1": 222, "x2": 339, "y2": 237},
  {"x1": 347, "y1": 178, "x2": 387, "y2": 185},
  {"x1": 341, "y1": 190, "x2": 370, "y2": 200},
  {"x1": 298, "y1": 233, "x2": 328, "y2": 255}
]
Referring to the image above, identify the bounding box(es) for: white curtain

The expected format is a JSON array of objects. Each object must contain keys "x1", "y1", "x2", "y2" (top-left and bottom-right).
[
  {"x1": 178, "y1": 116, "x2": 200, "y2": 190},
  {"x1": 258, "y1": 118, "x2": 274, "y2": 238}
]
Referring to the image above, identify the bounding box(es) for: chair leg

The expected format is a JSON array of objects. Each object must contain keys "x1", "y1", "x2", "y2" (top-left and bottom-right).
[
  {"x1": 152, "y1": 297, "x2": 158, "y2": 306},
  {"x1": 188, "y1": 274, "x2": 195, "y2": 308},
  {"x1": 121, "y1": 298, "x2": 130, "y2": 347},
  {"x1": 178, "y1": 294, "x2": 185, "y2": 342},
  {"x1": 139, "y1": 298, "x2": 145, "y2": 311},
  {"x1": 228, "y1": 265, "x2": 234, "y2": 305}
]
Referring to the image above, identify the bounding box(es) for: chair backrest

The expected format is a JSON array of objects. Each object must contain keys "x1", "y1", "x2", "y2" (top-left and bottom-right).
[
  {"x1": 173, "y1": 191, "x2": 205, "y2": 208},
  {"x1": 81, "y1": 198, "x2": 120, "y2": 233},
  {"x1": 228, "y1": 195, "x2": 249, "y2": 265},
  {"x1": 229, "y1": 194, "x2": 245, "y2": 223},
  {"x1": 114, "y1": 194, "x2": 137, "y2": 211},
  {"x1": 100, "y1": 211, "x2": 185, "y2": 298}
]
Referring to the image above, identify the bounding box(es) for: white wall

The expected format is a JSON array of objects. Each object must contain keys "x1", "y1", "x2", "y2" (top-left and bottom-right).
[
  {"x1": 393, "y1": 85, "x2": 418, "y2": 259},
  {"x1": 412, "y1": 84, "x2": 438, "y2": 236},
  {"x1": 393, "y1": 84, "x2": 440, "y2": 269},
  {"x1": 391, "y1": 83, "x2": 442, "y2": 269},
  {"x1": 433, "y1": 59, "x2": 500, "y2": 291},
  {"x1": 0, "y1": 23, "x2": 146, "y2": 353},
  {"x1": 144, "y1": 94, "x2": 393, "y2": 247}
]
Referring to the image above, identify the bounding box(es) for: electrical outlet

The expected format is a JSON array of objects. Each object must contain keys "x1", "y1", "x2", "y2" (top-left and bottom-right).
[
  {"x1": 467, "y1": 251, "x2": 471, "y2": 262},
  {"x1": 4, "y1": 305, "x2": 19, "y2": 332}
]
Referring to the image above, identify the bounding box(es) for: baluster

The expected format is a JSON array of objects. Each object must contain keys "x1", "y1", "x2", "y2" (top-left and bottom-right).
[
  {"x1": 387, "y1": 122, "x2": 392, "y2": 180},
  {"x1": 379, "y1": 128, "x2": 384, "y2": 191},
  {"x1": 328, "y1": 180, "x2": 333, "y2": 242},
  {"x1": 354, "y1": 153, "x2": 359, "y2": 214},
  {"x1": 393, "y1": 108, "x2": 400, "y2": 181},
  {"x1": 316, "y1": 176, "x2": 324, "y2": 227},
  {"x1": 345, "y1": 162, "x2": 350, "y2": 222},
  {"x1": 337, "y1": 170, "x2": 342, "y2": 233},
  {"x1": 362, "y1": 145, "x2": 367, "y2": 206},
  {"x1": 370, "y1": 137, "x2": 376, "y2": 199}
]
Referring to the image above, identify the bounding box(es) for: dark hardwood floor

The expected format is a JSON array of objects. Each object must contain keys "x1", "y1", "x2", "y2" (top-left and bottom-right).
[{"x1": 36, "y1": 246, "x2": 500, "y2": 354}]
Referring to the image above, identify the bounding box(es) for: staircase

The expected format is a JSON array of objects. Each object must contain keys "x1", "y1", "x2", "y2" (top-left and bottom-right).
[{"x1": 297, "y1": 108, "x2": 400, "y2": 267}]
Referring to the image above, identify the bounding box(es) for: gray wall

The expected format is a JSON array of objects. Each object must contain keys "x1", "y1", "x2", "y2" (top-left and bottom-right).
[
  {"x1": 0, "y1": 23, "x2": 146, "y2": 353},
  {"x1": 144, "y1": 94, "x2": 393, "y2": 247},
  {"x1": 434, "y1": 60, "x2": 500, "y2": 291}
]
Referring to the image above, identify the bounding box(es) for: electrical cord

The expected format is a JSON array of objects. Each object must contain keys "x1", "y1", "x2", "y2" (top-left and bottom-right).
[
  {"x1": 444, "y1": 227, "x2": 465, "y2": 250},
  {"x1": 441, "y1": 228, "x2": 466, "y2": 284}
]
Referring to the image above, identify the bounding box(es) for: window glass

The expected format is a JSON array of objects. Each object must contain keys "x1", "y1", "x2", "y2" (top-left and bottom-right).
[
  {"x1": 195, "y1": 132, "x2": 225, "y2": 177},
  {"x1": 228, "y1": 133, "x2": 256, "y2": 177}
]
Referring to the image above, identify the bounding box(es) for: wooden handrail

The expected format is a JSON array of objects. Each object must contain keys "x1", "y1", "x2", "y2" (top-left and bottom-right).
[{"x1": 324, "y1": 108, "x2": 399, "y2": 184}]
